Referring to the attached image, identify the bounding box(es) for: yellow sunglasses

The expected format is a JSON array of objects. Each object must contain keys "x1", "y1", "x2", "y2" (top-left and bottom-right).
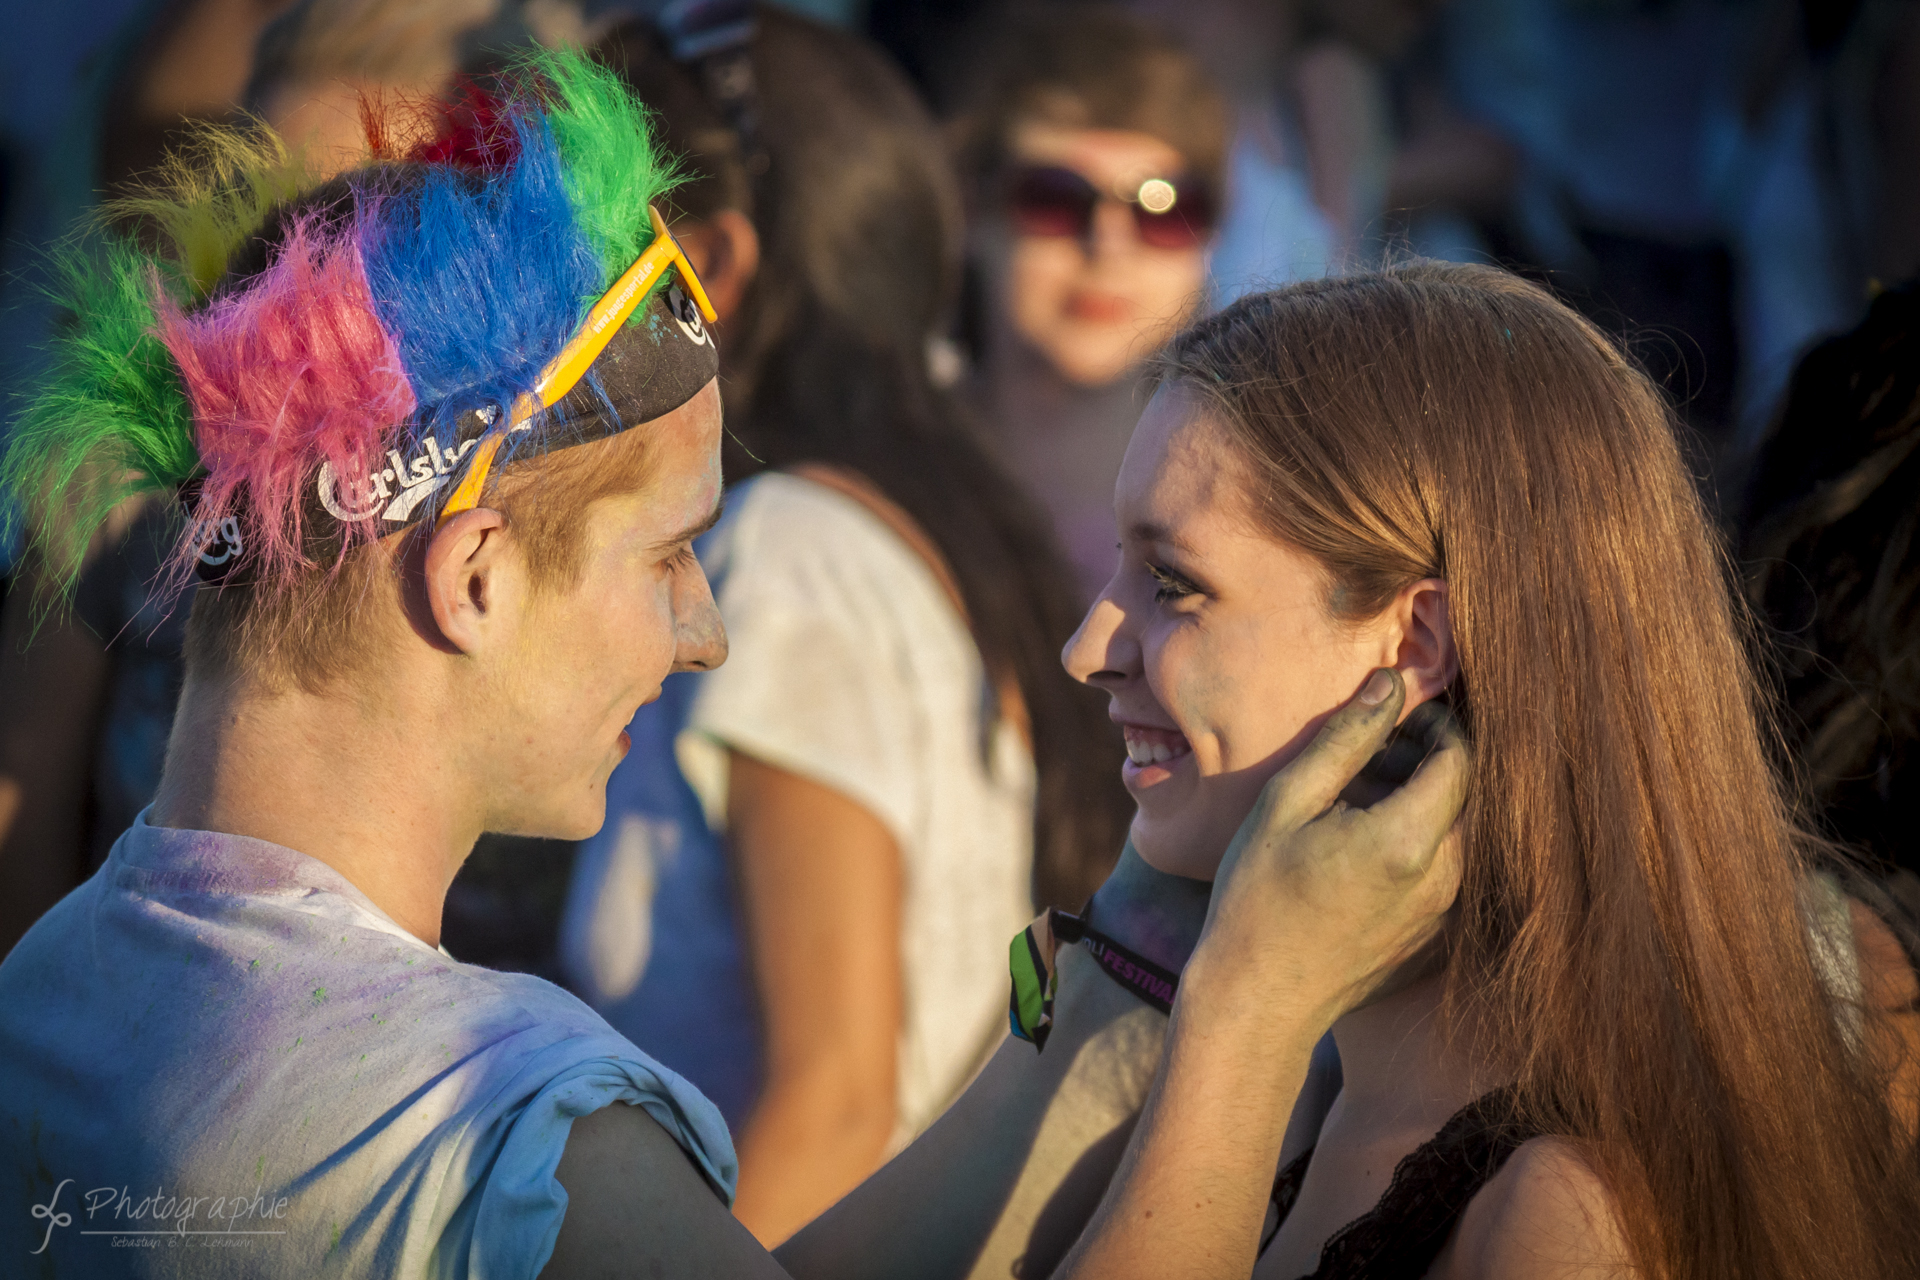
[{"x1": 436, "y1": 204, "x2": 718, "y2": 524}]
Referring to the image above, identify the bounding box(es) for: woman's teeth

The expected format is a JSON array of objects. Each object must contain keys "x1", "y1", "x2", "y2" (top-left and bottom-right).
[{"x1": 1123, "y1": 725, "x2": 1192, "y2": 766}]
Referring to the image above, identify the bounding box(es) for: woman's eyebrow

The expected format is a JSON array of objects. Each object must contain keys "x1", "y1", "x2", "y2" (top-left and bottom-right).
[{"x1": 1127, "y1": 518, "x2": 1195, "y2": 553}]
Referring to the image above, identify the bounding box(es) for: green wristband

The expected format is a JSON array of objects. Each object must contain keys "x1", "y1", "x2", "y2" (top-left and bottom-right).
[{"x1": 1008, "y1": 920, "x2": 1058, "y2": 1049}]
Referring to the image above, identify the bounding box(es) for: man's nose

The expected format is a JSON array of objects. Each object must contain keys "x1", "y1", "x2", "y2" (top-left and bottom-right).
[{"x1": 672, "y1": 591, "x2": 728, "y2": 673}]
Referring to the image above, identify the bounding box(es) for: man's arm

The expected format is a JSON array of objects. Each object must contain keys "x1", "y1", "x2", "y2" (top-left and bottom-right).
[
  {"x1": 774, "y1": 840, "x2": 1215, "y2": 1280},
  {"x1": 547, "y1": 843, "x2": 1205, "y2": 1280},
  {"x1": 544, "y1": 941, "x2": 1168, "y2": 1280},
  {"x1": 777, "y1": 942, "x2": 1168, "y2": 1280},
  {"x1": 543, "y1": 1099, "x2": 790, "y2": 1280}
]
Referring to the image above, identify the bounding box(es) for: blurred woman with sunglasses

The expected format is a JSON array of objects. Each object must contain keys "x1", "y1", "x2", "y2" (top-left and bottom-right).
[{"x1": 951, "y1": 7, "x2": 1228, "y2": 599}]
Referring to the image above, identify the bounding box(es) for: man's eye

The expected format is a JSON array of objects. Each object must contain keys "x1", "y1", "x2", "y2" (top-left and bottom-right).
[{"x1": 1147, "y1": 563, "x2": 1197, "y2": 602}]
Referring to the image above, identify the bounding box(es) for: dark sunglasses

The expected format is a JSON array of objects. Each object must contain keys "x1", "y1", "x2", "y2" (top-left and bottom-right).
[{"x1": 1007, "y1": 165, "x2": 1217, "y2": 250}]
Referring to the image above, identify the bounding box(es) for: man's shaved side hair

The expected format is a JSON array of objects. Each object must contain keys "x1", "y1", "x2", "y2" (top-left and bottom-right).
[{"x1": 185, "y1": 422, "x2": 655, "y2": 692}]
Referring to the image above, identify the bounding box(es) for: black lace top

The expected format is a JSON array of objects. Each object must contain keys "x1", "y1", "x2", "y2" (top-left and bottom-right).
[{"x1": 1257, "y1": 1087, "x2": 1537, "y2": 1279}]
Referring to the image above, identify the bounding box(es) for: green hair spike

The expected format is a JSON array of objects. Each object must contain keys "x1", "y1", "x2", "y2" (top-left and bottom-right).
[
  {"x1": 1, "y1": 238, "x2": 200, "y2": 593},
  {"x1": 536, "y1": 48, "x2": 683, "y2": 320}
]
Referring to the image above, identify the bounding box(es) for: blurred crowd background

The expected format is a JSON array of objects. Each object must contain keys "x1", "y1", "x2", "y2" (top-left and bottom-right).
[{"x1": 3, "y1": 0, "x2": 1918, "y2": 1250}]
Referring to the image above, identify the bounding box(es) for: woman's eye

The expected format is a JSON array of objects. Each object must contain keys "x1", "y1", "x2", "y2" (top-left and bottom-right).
[{"x1": 1147, "y1": 563, "x2": 1197, "y2": 602}]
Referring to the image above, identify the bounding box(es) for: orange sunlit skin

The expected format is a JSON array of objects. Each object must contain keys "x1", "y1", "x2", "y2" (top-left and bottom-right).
[{"x1": 438, "y1": 205, "x2": 718, "y2": 524}]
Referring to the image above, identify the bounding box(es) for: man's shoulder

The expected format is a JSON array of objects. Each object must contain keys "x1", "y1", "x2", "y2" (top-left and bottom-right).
[
  {"x1": 407, "y1": 952, "x2": 636, "y2": 1056},
  {"x1": 0, "y1": 889, "x2": 728, "y2": 1276},
  {"x1": 228, "y1": 907, "x2": 631, "y2": 1071},
  {"x1": 0, "y1": 861, "x2": 637, "y2": 1109}
]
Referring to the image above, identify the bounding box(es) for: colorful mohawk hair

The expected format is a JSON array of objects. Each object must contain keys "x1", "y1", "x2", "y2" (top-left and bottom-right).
[{"x1": 3, "y1": 48, "x2": 715, "y2": 604}]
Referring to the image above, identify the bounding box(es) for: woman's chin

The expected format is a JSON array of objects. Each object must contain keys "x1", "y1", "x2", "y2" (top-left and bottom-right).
[
  {"x1": 1128, "y1": 814, "x2": 1228, "y2": 883},
  {"x1": 1027, "y1": 324, "x2": 1145, "y2": 388}
]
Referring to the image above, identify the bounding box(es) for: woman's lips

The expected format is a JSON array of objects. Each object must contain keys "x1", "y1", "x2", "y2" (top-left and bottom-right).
[
  {"x1": 617, "y1": 729, "x2": 632, "y2": 758},
  {"x1": 1121, "y1": 723, "x2": 1191, "y2": 787},
  {"x1": 1067, "y1": 291, "x2": 1135, "y2": 324}
]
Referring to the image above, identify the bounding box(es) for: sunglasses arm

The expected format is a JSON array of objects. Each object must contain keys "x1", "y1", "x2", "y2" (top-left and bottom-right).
[{"x1": 436, "y1": 207, "x2": 718, "y2": 524}]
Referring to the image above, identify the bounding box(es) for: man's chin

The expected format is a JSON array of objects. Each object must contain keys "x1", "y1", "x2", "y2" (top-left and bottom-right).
[
  {"x1": 491, "y1": 798, "x2": 607, "y2": 845},
  {"x1": 566, "y1": 798, "x2": 610, "y2": 843}
]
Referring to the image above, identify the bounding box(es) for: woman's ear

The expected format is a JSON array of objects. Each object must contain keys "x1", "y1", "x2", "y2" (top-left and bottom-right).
[
  {"x1": 1389, "y1": 578, "x2": 1457, "y2": 713},
  {"x1": 673, "y1": 209, "x2": 761, "y2": 325},
  {"x1": 422, "y1": 508, "x2": 513, "y2": 655}
]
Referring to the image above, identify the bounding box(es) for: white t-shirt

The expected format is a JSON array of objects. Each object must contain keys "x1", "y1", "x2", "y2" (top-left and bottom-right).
[
  {"x1": 565, "y1": 473, "x2": 1036, "y2": 1149},
  {"x1": 0, "y1": 814, "x2": 735, "y2": 1278}
]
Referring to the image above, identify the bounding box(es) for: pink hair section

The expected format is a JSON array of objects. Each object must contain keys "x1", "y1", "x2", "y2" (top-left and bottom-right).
[{"x1": 157, "y1": 213, "x2": 416, "y2": 588}]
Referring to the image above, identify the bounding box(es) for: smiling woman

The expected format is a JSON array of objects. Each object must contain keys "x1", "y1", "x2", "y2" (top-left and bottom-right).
[
  {"x1": 1063, "y1": 262, "x2": 1920, "y2": 1277},
  {"x1": 1068, "y1": 391, "x2": 1451, "y2": 880}
]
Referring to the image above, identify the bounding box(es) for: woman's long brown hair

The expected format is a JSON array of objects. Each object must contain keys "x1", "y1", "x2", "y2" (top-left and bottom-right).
[{"x1": 1164, "y1": 262, "x2": 1920, "y2": 1278}]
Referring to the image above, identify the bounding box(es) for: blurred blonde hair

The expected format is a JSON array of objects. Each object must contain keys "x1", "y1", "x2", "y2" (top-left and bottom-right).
[
  {"x1": 251, "y1": 0, "x2": 510, "y2": 175},
  {"x1": 263, "y1": 0, "x2": 501, "y2": 87}
]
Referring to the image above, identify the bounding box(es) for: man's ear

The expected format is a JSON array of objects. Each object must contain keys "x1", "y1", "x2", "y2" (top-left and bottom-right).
[
  {"x1": 673, "y1": 209, "x2": 760, "y2": 325},
  {"x1": 1388, "y1": 578, "x2": 1457, "y2": 714},
  {"x1": 422, "y1": 508, "x2": 513, "y2": 656}
]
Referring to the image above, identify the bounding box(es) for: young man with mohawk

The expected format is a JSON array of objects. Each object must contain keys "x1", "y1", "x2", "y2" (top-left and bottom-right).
[{"x1": 0, "y1": 49, "x2": 1465, "y2": 1280}]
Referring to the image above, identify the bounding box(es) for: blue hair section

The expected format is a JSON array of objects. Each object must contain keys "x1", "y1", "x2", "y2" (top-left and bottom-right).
[{"x1": 356, "y1": 112, "x2": 605, "y2": 449}]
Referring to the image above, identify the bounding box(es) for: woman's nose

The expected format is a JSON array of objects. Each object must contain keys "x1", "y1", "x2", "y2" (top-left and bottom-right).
[
  {"x1": 1086, "y1": 198, "x2": 1139, "y2": 266},
  {"x1": 1062, "y1": 591, "x2": 1136, "y2": 688}
]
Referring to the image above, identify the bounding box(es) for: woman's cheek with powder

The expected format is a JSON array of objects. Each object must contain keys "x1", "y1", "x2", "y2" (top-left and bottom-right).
[{"x1": 1129, "y1": 583, "x2": 1382, "y2": 880}]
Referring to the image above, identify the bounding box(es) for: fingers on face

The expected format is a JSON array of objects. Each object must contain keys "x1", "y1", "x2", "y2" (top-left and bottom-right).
[
  {"x1": 1427, "y1": 826, "x2": 1467, "y2": 908},
  {"x1": 1283, "y1": 668, "x2": 1408, "y2": 818},
  {"x1": 1367, "y1": 728, "x2": 1471, "y2": 885}
]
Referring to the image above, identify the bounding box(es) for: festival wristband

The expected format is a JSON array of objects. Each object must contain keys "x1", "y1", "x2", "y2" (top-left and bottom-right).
[
  {"x1": 1008, "y1": 910, "x2": 1060, "y2": 1049},
  {"x1": 1008, "y1": 907, "x2": 1182, "y2": 1050},
  {"x1": 1051, "y1": 908, "x2": 1179, "y2": 1014}
]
